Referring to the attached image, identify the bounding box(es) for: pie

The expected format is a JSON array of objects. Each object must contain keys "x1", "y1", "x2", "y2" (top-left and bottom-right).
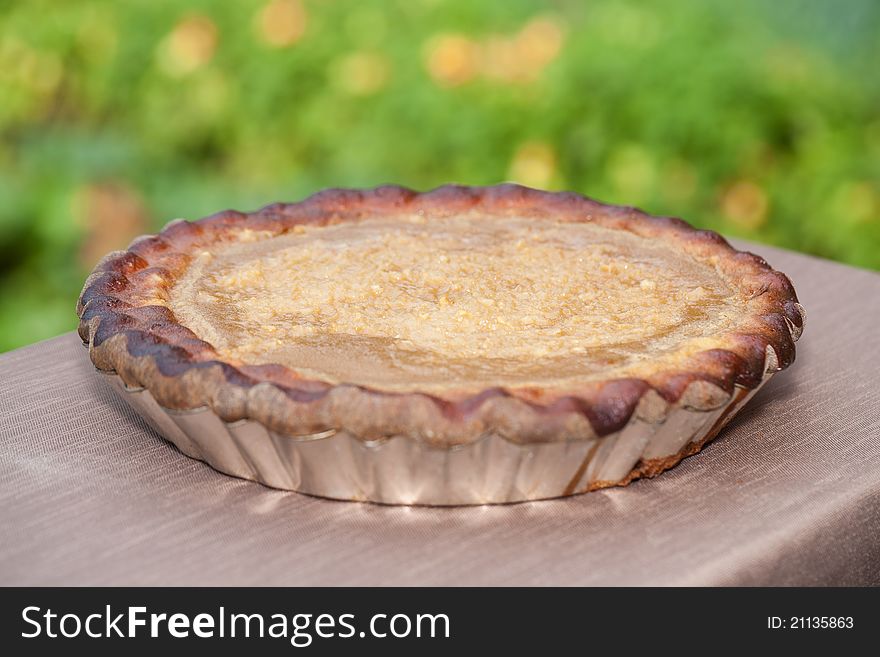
[{"x1": 77, "y1": 185, "x2": 805, "y2": 504}]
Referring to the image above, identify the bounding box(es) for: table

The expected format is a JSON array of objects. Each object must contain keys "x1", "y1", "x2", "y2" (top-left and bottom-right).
[{"x1": 1, "y1": 241, "x2": 879, "y2": 586}]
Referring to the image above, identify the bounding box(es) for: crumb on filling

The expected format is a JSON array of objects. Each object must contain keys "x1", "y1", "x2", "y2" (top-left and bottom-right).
[{"x1": 168, "y1": 215, "x2": 741, "y2": 391}]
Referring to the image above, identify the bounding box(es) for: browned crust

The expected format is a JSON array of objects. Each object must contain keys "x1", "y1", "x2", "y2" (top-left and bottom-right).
[{"x1": 77, "y1": 184, "x2": 804, "y2": 446}]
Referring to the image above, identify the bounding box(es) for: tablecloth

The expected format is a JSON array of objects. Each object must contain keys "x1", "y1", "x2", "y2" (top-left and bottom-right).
[{"x1": 1, "y1": 241, "x2": 879, "y2": 586}]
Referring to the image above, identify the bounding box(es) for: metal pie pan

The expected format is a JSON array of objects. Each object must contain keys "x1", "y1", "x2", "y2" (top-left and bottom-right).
[{"x1": 95, "y1": 347, "x2": 778, "y2": 505}]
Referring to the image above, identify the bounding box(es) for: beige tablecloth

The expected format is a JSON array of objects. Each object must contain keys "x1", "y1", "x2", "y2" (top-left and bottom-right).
[{"x1": 1, "y1": 241, "x2": 879, "y2": 586}]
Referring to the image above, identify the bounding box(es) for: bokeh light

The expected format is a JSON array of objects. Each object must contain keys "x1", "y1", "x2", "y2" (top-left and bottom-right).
[{"x1": 0, "y1": 0, "x2": 877, "y2": 351}]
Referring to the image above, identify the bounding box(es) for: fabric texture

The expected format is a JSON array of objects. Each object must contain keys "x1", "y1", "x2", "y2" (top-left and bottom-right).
[{"x1": 1, "y1": 240, "x2": 879, "y2": 586}]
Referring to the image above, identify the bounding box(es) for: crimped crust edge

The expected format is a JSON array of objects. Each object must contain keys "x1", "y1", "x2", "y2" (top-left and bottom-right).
[{"x1": 77, "y1": 184, "x2": 804, "y2": 446}]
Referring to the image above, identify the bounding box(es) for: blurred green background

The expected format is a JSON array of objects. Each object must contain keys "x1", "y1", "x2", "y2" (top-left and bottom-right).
[{"x1": 1, "y1": 0, "x2": 878, "y2": 352}]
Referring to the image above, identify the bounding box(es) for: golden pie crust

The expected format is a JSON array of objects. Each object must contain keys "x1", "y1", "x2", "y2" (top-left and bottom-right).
[{"x1": 78, "y1": 185, "x2": 804, "y2": 447}]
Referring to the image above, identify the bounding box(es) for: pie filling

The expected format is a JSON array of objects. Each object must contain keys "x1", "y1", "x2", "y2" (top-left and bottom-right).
[{"x1": 169, "y1": 215, "x2": 741, "y2": 391}]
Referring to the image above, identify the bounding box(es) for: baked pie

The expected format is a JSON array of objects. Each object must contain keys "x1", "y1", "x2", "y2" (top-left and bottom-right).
[{"x1": 78, "y1": 185, "x2": 804, "y2": 504}]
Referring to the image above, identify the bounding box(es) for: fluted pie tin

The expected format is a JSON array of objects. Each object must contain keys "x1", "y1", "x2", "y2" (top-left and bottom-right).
[
  {"x1": 77, "y1": 187, "x2": 806, "y2": 506},
  {"x1": 94, "y1": 345, "x2": 782, "y2": 505}
]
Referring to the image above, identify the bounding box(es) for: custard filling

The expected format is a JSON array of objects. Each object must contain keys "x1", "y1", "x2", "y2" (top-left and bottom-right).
[{"x1": 169, "y1": 215, "x2": 740, "y2": 391}]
